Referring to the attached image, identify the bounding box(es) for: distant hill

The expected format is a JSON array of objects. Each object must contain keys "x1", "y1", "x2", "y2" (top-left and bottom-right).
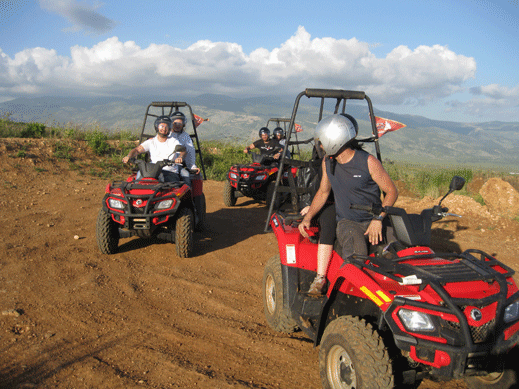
[{"x1": 1, "y1": 94, "x2": 519, "y2": 170}]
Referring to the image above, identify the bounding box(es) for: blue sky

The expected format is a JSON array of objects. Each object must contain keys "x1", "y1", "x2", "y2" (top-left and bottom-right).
[{"x1": 1, "y1": 0, "x2": 518, "y2": 122}]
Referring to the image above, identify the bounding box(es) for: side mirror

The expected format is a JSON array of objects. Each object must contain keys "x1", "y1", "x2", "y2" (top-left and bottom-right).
[
  {"x1": 449, "y1": 176, "x2": 465, "y2": 192},
  {"x1": 438, "y1": 175, "x2": 466, "y2": 206}
]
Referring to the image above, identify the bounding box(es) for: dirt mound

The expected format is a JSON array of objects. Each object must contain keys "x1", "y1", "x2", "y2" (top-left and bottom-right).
[
  {"x1": 480, "y1": 177, "x2": 519, "y2": 217},
  {"x1": 1, "y1": 138, "x2": 518, "y2": 388}
]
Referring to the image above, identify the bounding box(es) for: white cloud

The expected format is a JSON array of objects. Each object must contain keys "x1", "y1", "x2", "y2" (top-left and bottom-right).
[
  {"x1": 0, "y1": 26, "x2": 494, "y2": 112},
  {"x1": 445, "y1": 84, "x2": 519, "y2": 121},
  {"x1": 38, "y1": 0, "x2": 116, "y2": 34}
]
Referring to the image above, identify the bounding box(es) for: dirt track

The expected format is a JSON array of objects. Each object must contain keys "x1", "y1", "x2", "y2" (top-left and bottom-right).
[{"x1": 1, "y1": 139, "x2": 519, "y2": 388}]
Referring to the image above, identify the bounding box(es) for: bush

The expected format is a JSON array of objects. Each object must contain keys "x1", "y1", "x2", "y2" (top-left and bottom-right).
[
  {"x1": 20, "y1": 123, "x2": 46, "y2": 138},
  {"x1": 200, "y1": 141, "x2": 251, "y2": 180},
  {"x1": 85, "y1": 130, "x2": 109, "y2": 155},
  {"x1": 54, "y1": 143, "x2": 74, "y2": 161}
]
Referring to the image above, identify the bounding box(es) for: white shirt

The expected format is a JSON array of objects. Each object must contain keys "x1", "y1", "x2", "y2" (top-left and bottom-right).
[
  {"x1": 169, "y1": 131, "x2": 198, "y2": 170},
  {"x1": 140, "y1": 135, "x2": 182, "y2": 174}
]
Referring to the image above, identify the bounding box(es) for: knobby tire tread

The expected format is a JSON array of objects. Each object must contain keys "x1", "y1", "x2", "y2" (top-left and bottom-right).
[
  {"x1": 319, "y1": 316, "x2": 394, "y2": 389},
  {"x1": 175, "y1": 207, "x2": 193, "y2": 258},
  {"x1": 96, "y1": 208, "x2": 119, "y2": 254},
  {"x1": 263, "y1": 255, "x2": 299, "y2": 334}
]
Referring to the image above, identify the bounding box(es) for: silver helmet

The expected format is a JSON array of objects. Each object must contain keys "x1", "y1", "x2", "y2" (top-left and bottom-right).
[{"x1": 314, "y1": 114, "x2": 358, "y2": 156}]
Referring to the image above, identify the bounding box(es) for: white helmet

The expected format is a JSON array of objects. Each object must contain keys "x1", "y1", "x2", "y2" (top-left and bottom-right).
[{"x1": 314, "y1": 114, "x2": 358, "y2": 156}]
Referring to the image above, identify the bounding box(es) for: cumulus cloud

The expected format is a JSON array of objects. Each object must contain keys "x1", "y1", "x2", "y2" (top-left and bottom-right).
[
  {"x1": 0, "y1": 26, "x2": 483, "y2": 107},
  {"x1": 38, "y1": 0, "x2": 116, "y2": 34}
]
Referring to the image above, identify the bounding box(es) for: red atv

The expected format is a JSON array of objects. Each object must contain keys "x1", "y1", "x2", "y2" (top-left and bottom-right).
[
  {"x1": 262, "y1": 89, "x2": 519, "y2": 388},
  {"x1": 95, "y1": 101, "x2": 206, "y2": 258},
  {"x1": 223, "y1": 152, "x2": 297, "y2": 207}
]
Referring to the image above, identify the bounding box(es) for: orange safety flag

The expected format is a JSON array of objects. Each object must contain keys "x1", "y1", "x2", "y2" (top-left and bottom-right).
[
  {"x1": 193, "y1": 114, "x2": 208, "y2": 128},
  {"x1": 375, "y1": 116, "x2": 406, "y2": 137},
  {"x1": 294, "y1": 123, "x2": 303, "y2": 132}
]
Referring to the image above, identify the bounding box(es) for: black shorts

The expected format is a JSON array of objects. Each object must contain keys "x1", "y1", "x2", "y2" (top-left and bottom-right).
[{"x1": 317, "y1": 203, "x2": 336, "y2": 245}]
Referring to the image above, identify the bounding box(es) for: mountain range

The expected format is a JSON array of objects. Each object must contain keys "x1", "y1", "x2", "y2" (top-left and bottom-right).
[{"x1": 1, "y1": 94, "x2": 518, "y2": 170}]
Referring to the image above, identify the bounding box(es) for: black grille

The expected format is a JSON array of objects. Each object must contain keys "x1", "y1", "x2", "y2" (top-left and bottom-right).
[{"x1": 441, "y1": 305, "x2": 496, "y2": 344}]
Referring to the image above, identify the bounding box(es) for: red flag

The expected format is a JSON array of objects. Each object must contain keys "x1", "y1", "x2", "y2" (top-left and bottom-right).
[
  {"x1": 294, "y1": 123, "x2": 303, "y2": 132},
  {"x1": 193, "y1": 114, "x2": 208, "y2": 128},
  {"x1": 375, "y1": 116, "x2": 406, "y2": 137}
]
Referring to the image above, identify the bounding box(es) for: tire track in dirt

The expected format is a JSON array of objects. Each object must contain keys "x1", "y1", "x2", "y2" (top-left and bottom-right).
[{"x1": 2, "y1": 148, "x2": 518, "y2": 388}]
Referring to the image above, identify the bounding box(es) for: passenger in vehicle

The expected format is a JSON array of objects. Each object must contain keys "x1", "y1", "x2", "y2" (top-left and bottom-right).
[
  {"x1": 299, "y1": 114, "x2": 398, "y2": 294},
  {"x1": 169, "y1": 111, "x2": 201, "y2": 186},
  {"x1": 244, "y1": 127, "x2": 283, "y2": 159},
  {"x1": 273, "y1": 127, "x2": 291, "y2": 159},
  {"x1": 122, "y1": 116, "x2": 184, "y2": 183}
]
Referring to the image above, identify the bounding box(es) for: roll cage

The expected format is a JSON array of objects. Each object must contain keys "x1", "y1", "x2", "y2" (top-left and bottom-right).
[
  {"x1": 139, "y1": 101, "x2": 207, "y2": 180},
  {"x1": 264, "y1": 89, "x2": 382, "y2": 231}
]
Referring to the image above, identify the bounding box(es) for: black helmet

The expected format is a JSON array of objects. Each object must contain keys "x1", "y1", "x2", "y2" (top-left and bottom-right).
[
  {"x1": 273, "y1": 127, "x2": 284, "y2": 138},
  {"x1": 259, "y1": 127, "x2": 270, "y2": 137},
  {"x1": 171, "y1": 111, "x2": 187, "y2": 126},
  {"x1": 154, "y1": 115, "x2": 172, "y2": 132}
]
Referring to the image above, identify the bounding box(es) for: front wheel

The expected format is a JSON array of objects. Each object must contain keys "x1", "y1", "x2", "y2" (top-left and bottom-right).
[
  {"x1": 175, "y1": 207, "x2": 193, "y2": 258},
  {"x1": 465, "y1": 352, "x2": 518, "y2": 389},
  {"x1": 96, "y1": 208, "x2": 119, "y2": 254},
  {"x1": 319, "y1": 316, "x2": 394, "y2": 389},
  {"x1": 223, "y1": 180, "x2": 237, "y2": 207},
  {"x1": 262, "y1": 255, "x2": 299, "y2": 333}
]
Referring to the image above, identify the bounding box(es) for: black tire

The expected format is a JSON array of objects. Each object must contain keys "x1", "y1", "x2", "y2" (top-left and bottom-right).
[
  {"x1": 96, "y1": 208, "x2": 119, "y2": 254},
  {"x1": 319, "y1": 316, "x2": 394, "y2": 389},
  {"x1": 266, "y1": 181, "x2": 282, "y2": 209},
  {"x1": 465, "y1": 362, "x2": 518, "y2": 389},
  {"x1": 262, "y1": 255, "x2": 299, "y2": 333},
  {"x1": 223, "y1": 180, "x2": 237, "y2": 207},
  {"x1": 195, "y1": 193, "x2": 206, "y2": 231},
  {"x1": 175, "y1": 207, "x2": 193, "y2": 258}
]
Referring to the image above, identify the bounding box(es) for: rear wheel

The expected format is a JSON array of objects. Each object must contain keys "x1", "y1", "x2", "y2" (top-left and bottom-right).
[
  {"x1": 223, "y1": 180, "x2": 237, "y2": 206},
  {"x1": 266, "y1": 181, "x2": 282, "y2": 209},
  {"x1": 262, "y1": 255, "x2": 298, "y2": 333},
  {"x1": 175, "y1": 207, "x2": 193, "y2": 258},
  {"x1": 96, "y1": 208, "x2": 119, "y2": 254},
  {"x1": 319, "y1": 316, "x2": 394, "y2": 389},
  {"x1": 194, "y1": 193, "x2": 206, "y2": 231}
]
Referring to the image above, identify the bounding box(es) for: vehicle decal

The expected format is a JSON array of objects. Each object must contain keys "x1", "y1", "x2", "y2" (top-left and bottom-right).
[
  {"x1": 286, "y1": 244, "x2": 296, "y2": 264},
  {"x1": 376, "y1": 290, "x2": 392, "y2": 303},
  {"x1": 360, "y1": 286, "x2": 383, "y2": 306}
]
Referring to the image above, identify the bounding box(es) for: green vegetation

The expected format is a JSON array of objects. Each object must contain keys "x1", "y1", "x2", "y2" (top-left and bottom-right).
[
  {"x1": 85, "y1": 129, "x2": 109, "y2": 155},
  {"x1": 2, "y1": 117, "x2": 519, "y2": 202}
]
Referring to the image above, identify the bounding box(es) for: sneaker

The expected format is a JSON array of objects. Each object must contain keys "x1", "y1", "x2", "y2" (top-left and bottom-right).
[{"x1": 307, "y1": 274, "x2": 326, "y2": 295}]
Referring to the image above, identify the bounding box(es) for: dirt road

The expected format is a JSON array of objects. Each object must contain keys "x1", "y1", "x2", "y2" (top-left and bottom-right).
[{"x1": 1, "y1": 139, "x2": 518, "y2": 388}]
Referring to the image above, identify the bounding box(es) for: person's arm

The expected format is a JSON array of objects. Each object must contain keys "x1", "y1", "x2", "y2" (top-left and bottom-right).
[
  {"x1": 244, "y1": 142, "x2": 256, "y2": 154},
  {"x1": 298, "y1": 159, "x2": 332, "y2": 238},
  {"x1": 273, "y1": 140, "x2": 284, "y2": 159},
  {"x1": 364, "y1": 155, "x2": 399, "y2": 244},
  {"x1": 122, "y1": 145, "x2": 145, "y2": 163},
  {"x1": 182, "y1": 134, "x2": 198, "y2": 171}
]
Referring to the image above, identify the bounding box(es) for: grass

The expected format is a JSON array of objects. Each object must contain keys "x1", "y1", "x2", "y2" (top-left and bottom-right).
[{"x1": 2, "y1": 116, "x2": 519, "y2": 202}]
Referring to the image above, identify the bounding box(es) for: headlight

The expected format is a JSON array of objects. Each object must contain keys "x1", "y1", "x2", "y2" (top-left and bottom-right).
[
  {"x1": 398, "y1": 309, "x2": 435, "y2": 332},
  {"x1": 255, "y1": 174, "x2": 267, "y2": 181},
  {"x1": 229, "y1": 173, "x2": 237, "y2": 179},
  {"x1": 504, "y1": 301, "x2": 519, "y2": 323},
  {"x1": 108, "y1": 198, "x2": 125, "y2": 209},
  {"x1": 156, "y1": 199, "x2": 174, "y2": 209}
]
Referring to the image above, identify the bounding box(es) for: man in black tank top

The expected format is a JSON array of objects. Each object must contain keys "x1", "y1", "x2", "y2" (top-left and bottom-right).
[{"x1": 299, "y1": 114, "x2": 398, "y2": 292}]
